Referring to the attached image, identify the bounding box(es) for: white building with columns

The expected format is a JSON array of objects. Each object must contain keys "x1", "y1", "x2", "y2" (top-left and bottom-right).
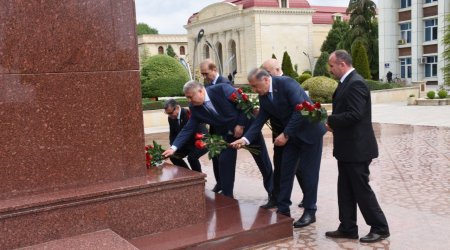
[
  {"x1": 137, "y1": 34, "x2": 188, "y2": 65},
  {"x1": 184, "y1": 0, "x2": 348, "y2": 83},
  {"x1": 378, "y1": 0, "x2": 450, "y2": 86}
]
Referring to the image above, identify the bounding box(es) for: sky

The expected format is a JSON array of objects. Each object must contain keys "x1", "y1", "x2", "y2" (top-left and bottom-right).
[{"x1": 135, "y1": 0, "x2": 379, "y2": 34}]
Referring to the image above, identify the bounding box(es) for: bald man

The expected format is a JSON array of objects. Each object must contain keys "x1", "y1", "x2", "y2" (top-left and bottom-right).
[{"x1": 261, "y1": 59, "x2": 305, "y2": 210}]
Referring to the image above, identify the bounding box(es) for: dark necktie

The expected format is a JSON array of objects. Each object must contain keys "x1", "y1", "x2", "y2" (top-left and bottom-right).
[{"x1": 268, "y1": 92, "x2": 273, "y2": 102}]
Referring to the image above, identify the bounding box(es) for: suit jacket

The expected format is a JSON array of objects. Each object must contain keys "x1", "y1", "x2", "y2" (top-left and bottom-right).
[
  {"x1": 244, "y1": 76, "x2": 326, "y2": 145},
  {"x1": 169, "y1": 108, "x2": 207, "y2": 148},
  {"x1": 327, "y1": 70, "x2": 378, "y2": 162},
  {"x1": 172, "y1": 84, "x2": 247, "y2": 149},
  {"x1": 204, "y1": 75, "x2": 231, "y2": 88}
]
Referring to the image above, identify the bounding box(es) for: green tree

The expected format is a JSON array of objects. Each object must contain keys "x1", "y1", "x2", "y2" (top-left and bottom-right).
[
  {"x1": 443, "y1": 14, "x2": 450, "y2": 86},
  {"x1": 351, "y1": 41, "x2": 371, "y2": 79},
  {"x1": 272, "y1": 53, "x2": 277, "y2": 59},
  {"x1": 281, "y1": 51, "x2": 299, "y2": 79},
  {"x1": 166, "y1": 45, "x2": 176, "y2": 58},
  {"x1": 136, "y1": 22, "x2": 158, "y2": 35},
  {"x1": 313, "y1": 51, "x2": 330, "y2": 77},
  {"x1": 347, "y1": 0, "x2": 378, "y2": 79},
  {"x1": 140, "y1": 55, "x2": 189, "y2": 98},
  {"x1": 321, "y1": 20, "x2": 351, "y2": 54}
]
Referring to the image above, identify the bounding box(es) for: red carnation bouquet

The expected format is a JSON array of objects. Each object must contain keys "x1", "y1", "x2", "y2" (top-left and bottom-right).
[
  {"x1": 194, "y1": 133, "x2": 259, "y2": 159},
  {"x1": 145, "y1": 141, "x2": 165, "y2": 169},
  {"x1": 229, "y1": 88, "x2": 259, "y2": 119},
  {"x1": 295, "y1": 100, "x2": 327, "y2": 123}
]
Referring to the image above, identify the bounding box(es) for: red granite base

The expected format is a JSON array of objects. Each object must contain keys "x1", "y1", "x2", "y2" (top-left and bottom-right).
[
  {"x1": 130, "y1": 191, "x2": 293, "y2": 250},
  {"x1": 0, "y1": 165, "x2": 206, "y2": 249},
  {"x1": 19, "y1": 229, "x2": 138, "y2": 250}
]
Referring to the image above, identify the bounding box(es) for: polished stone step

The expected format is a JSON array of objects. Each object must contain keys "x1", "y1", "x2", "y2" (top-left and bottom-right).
[{"x1": 130, "y1": 191, "x2": 293, "y2": 250}]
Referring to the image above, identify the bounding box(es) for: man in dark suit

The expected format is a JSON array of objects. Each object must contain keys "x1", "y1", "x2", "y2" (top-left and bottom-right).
[
  {"x1": 164, "y1": 99, "x2": 207, "y2": 172},
  {"x1": 200, "y1": 59, "x2": 231, "y2": 193},
  {"x1": 231, "y1": 69, "x2": 326, "y2": 228},
  {"x1": 200, "y1": 59, "x2": 273, "y2": 202},
  {"x1": 325, "y1": 50, "x2": 389, "y2": 243},
  {"x1": 162, "y1": 81, "x2": 272, "y2": 199},
  {"x1": 261, "y1": 58, "x2": 305, "y2": 209}
]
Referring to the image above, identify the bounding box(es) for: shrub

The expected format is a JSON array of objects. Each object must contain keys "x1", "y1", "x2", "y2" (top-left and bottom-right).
[
  {"x1": 427, "y1": 91, "x2": 436, "y2": 99},
  {"x1": 282, "y1": 51, "x2": 299, "y2": 79},
  {"x1": 438, "y1": 89, "x2": 448, "y2": 98},
  {"x1": 297, "y1": 73, "x2": 312, "y2": 84},
  {"x1": 142, "y1": 98, "x2": 189, "y2": 111},
  {"x1": 302, "y1": 76, "x2": 337, "y2": 103},
  {"x1": 302, "y1": 70, "x2": 312, "y2": 75},
  {"x1": 141, "y1": 55, "x2": 189, "y2": 98},
  {"x1": 409, "y1": 94, "x2": 415, "y2": 97},
  {"x1": 351, "y1": 41, "x2": 372, "y2": 79},
  {"x1": 313, "y1": 51, "x2": 331, "y2": 77},
  {"x1": 366, "y1": 80, "x2": 394, "y2": 91}
]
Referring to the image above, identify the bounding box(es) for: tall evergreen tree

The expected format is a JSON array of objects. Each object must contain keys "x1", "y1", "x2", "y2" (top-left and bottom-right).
[
  {"x1": 136, "y1": 22, "x2": 158, "y2": 35},
  {"x1": 313, "y1": 51, "x2": 330, "y2": 77},
  {"x1": 347, "y1": 0, "x2": 378, "y2": 79},
  {"x1": 321, "y1": 20, "x2": 351, "y2": 54},
  {"x1": 351, "y1": 41, "x2": 371, "y2": 79},
  {"x1": 281, "y1": 51, "x2": 299, "y2": 78},
  {"x1": 272, "y1": 53, "x2": 277, "y2": 59},
  {"x1": 166, "y1": 45, "x2": 176, "y2": 58},
  {"x1": 443, "y1": 14, "x2": 450, "y2": 86}
]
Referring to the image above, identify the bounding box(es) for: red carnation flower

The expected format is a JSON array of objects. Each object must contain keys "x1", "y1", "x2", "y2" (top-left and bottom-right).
[
  {"x1": 195, "y1": 133, "x2": 204, "y2": 140},
  {"x1": 307, "y1": 105, "x2": 315, "y2": 112},
  {"x1": 237, "y1": 88, "x2": 243, "y2": 94},
  {"x1": 195, "y1": 140, "x2": 206, "y2": 149},
  {"x1": 145, "y1": 145, "x2": 150, "y2": 150},
  {"x1": 229, "y1": 92, "x2": 238, "y2": 102},
  {"x1": 302, "y1": 100, "x2": 311, "y2": 107},
  {"x1": 242, "y1": 93, "x2": 249, "y2": 101},
  {"x1": 295, "y1": 104, "x2": 304, "y2": 111},
  {"x1": 314, "y1": 102, "x2": 321, "y2": 109}
]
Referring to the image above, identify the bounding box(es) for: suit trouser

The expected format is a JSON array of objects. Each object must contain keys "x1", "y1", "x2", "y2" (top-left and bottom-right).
[
  {"x1": 278, "y1": 137, "x2": 323, "y2": 213},
  {"x1": 218, "y1": 146, "x2": 238, "y2": 197},
  {"x1": 337, "y1": 160, "x2": 389, "y2": 235},
  {"x1": 210, "y1": 126, "x2": 221, "y2": 187},
  {"x1": 170, "y1": 146, "x2": 208, "y2": 172},
  {"x1": 249, "y1": 132, "x2": 273, "y2": 195},
  {"x1": 272, "y1": 145, "x2": 283, "y2": 200}
]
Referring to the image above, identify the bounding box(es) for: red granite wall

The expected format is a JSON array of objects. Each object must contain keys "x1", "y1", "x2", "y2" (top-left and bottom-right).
[{"x1": 0, "y1": 0, "x2": 145, "y2": 199}]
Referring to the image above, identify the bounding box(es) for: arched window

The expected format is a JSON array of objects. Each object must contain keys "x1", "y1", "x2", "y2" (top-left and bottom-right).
[
  {"x1": 203, "y1": 44, "x2": 210, "y2": 59},
  {"x1": 216, "y1": 42, "x2": 223, "y2": 71},
  {"x1": 280, "y1": 0, "x2": 288, "y2": 8},
  {"x1": 158, "y1": 46, "x2": 164, "y2": 54},
  {"x1": 180, "y1": 46, "x2": 185, "y2": 55},
  {"x1": 228, "y1": 40, "x2": 238, "y2": 76}
]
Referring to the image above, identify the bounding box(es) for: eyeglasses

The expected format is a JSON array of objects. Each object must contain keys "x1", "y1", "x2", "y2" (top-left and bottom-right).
[{"x1": 164, "y1": 108, "x2": 176, "y2": 115}]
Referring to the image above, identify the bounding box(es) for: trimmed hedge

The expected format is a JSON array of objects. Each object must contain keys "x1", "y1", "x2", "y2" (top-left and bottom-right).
[
  {"x1": 141, "y1": 55, "x2": 189, "y2": 98},
  {"x1": 302, "y1": 76, "x2": 337, "y2": 103},
  {"x1": 142, "y1": 98, "x2": 190, "y2": 111},
  {"x1": 297, "y1": 73, "x2": 312, "y2": 84}
]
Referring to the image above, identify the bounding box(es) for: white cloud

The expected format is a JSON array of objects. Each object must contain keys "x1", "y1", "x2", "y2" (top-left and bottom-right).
[{"x1": 135, "y1": 0, "x2": 379, "y2": 34}]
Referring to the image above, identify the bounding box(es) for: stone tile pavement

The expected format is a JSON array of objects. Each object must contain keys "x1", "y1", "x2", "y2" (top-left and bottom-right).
[{"x1": 144, "y1": 102, "x2": 450, "y2": 249}]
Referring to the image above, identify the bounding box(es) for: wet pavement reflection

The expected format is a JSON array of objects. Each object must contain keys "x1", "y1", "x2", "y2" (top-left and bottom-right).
[{"x1": 145, "y1": 123, "x2": 450, "y2": 249}]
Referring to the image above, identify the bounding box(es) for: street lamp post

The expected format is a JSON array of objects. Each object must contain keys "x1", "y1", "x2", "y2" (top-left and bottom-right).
[{"x1": 303, "y1": 51, "x2": 313, "y2": 73}]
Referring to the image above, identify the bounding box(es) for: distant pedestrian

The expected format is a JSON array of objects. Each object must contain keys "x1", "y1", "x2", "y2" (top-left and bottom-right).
[{"x1": 386, "y1": 71, "x2": 392, "y2": 83}]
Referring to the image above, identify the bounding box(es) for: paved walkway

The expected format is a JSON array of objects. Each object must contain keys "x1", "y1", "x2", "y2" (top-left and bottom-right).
[{"x1": 144, "y1": 103, "x2": 450, "y2": 249}]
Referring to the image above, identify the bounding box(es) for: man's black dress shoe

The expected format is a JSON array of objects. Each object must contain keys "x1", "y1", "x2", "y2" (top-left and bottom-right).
[
  {"x1": 212, "y1": 184, "x2": 222, "y2": 193},
  {"x1": 260, "y1": 199, "x2": 277, "y2": 209},
  {"x1": 325, "y1": 230, "x2": 359, "y2": 239},
  {"x1": 298, "y1": 201, "x2": 303, "y2": 208},
  {"x1": 360, "y1": 232, "x2": 390, "y2": 243},
  {"x1": 276, "y1": 210, "x2": 291, "y2": 217},
  {"x1": 293, "y1": 212, "x2": 316, "y2": 228}
]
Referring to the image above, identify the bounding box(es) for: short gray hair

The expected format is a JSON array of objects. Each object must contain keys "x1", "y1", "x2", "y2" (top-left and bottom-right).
[
  {"x1": 183, "y1": 80, "x2": 203, "y2": 93},
  {"x1": 247, "y1": 68, "x2": 270, "y2": 82},
  {"x1": 163, "y1": 99, "x2": 178, "y2": 110},
  {"x1": 333, "y1": 50, "x2": 353, "y2": 66}
]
